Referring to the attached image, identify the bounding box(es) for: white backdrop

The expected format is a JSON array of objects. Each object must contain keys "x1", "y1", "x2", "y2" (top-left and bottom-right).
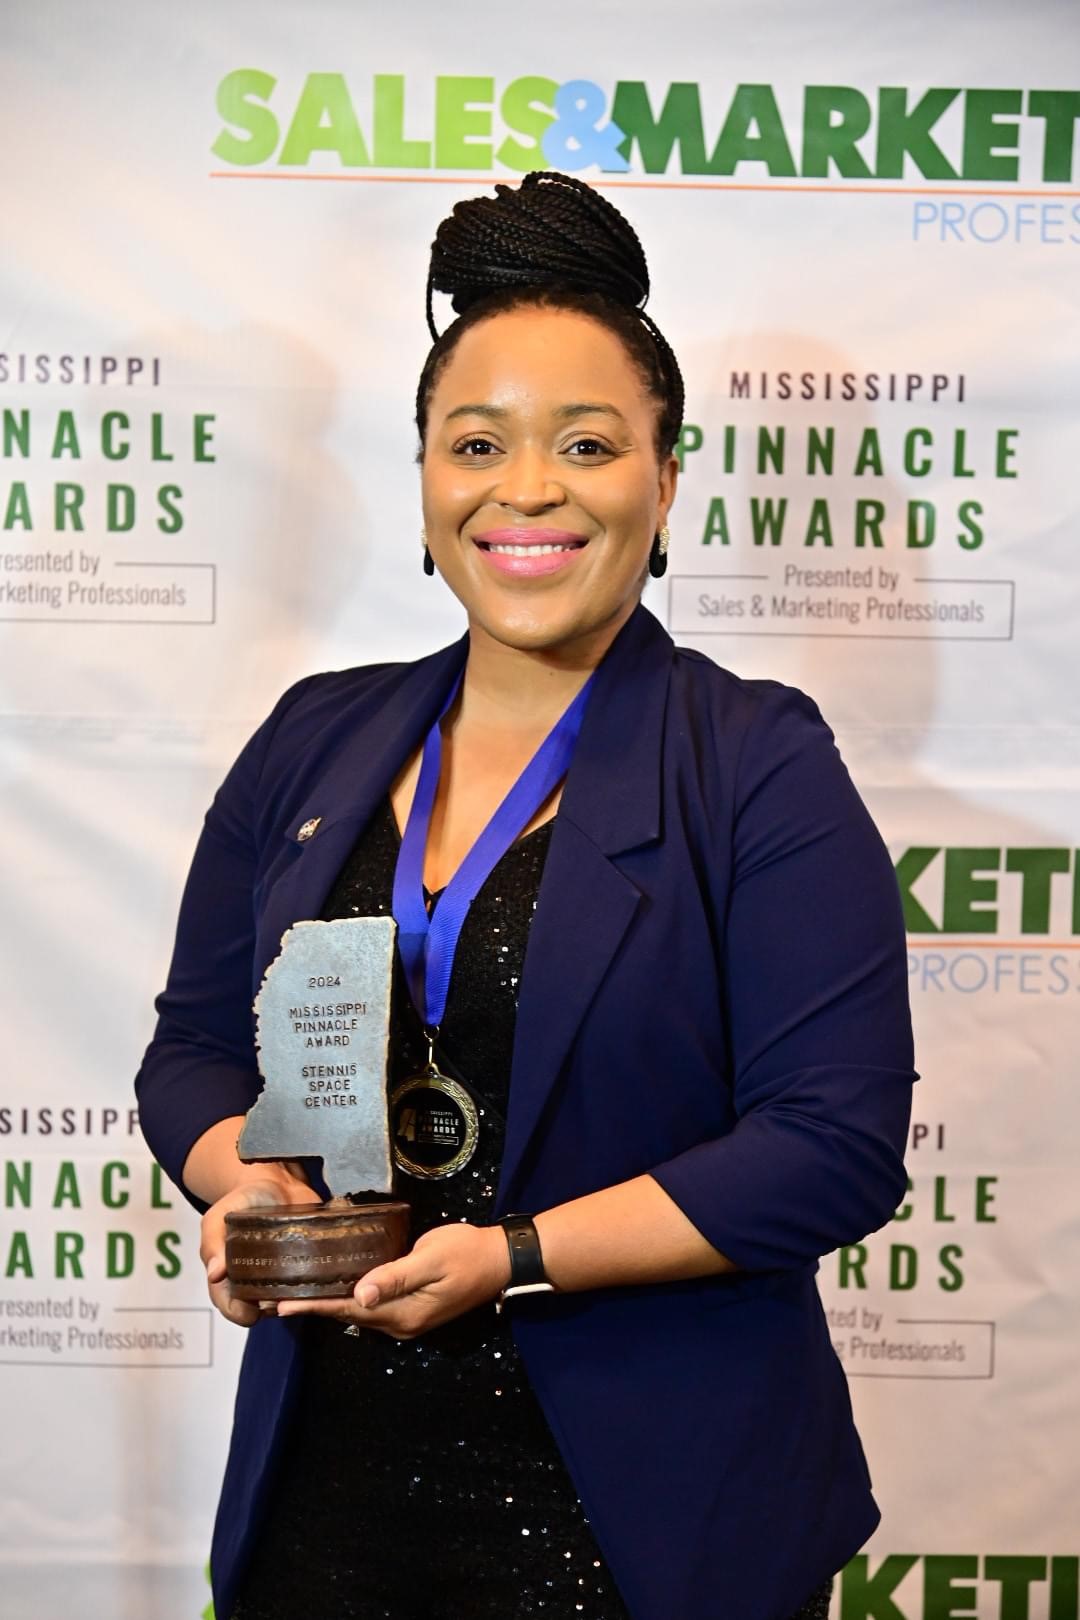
[{"x1": 1, "y1": 4, "x2": 1078, "y2": 1616}]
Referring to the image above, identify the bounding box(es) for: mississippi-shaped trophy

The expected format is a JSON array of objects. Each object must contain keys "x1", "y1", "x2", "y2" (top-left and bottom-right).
[{"x1": 224, "y1": 916, "x2": 409, "y2": 1299}]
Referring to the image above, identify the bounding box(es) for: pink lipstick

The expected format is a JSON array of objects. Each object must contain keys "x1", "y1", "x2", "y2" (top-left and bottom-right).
[{"x1": 472, "y1": 527, "x2": 589, "y2": 578}]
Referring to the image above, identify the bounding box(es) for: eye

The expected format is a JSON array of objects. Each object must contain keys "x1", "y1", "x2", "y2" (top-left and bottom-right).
[
  {"x1": 452, "y1": 436, "x2": 501, "y2": 457},
  {"x1": 564, "y1": 437, "x2": 613, "y2": 458}
]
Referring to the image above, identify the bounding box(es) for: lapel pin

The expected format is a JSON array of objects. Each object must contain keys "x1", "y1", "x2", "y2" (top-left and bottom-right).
[{"x1": 296, "y1": 816, "x2": 323, "y2": 843}]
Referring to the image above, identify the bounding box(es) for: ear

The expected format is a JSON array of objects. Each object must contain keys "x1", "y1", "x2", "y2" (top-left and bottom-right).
[{"x1": 657, "y1": 452, "x2": 679, "y2": 527}]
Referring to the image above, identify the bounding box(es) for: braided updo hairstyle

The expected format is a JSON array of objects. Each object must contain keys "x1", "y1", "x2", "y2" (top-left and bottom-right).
[{"x1": 415, "y1": 171, "x2": 684, "y2": 462}]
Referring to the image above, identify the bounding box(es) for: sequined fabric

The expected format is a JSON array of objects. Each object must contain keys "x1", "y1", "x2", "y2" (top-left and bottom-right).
[{"x1": 230, "y1": 798, "x2": 837, "y2": 1620}]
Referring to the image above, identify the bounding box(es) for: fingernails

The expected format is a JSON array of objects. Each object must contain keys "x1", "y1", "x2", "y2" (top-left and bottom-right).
[{"x1": 356, "y1": 1284, "x2": 379, "y2": 1308}]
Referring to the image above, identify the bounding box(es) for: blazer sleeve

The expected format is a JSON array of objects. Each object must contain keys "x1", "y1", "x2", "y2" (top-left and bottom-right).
[
  {"x1": 650, "y1": 685, "x2": 917, "y2": 1272},
  {"x1": 134, "y1": 677, "x2": 318, "y2": 1213}
]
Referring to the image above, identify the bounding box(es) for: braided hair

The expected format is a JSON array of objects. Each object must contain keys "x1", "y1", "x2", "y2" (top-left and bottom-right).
[{"x1": 415, "y1": 171, "x2": 684, "y2": 461}]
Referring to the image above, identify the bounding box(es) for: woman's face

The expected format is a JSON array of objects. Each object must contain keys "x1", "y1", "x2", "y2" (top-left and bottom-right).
[{"x1": 420, "y1": 305, "x2": 678, "y2": 661}]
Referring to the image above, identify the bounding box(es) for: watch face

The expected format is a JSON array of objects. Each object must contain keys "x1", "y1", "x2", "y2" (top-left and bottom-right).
[{"x1": 390, "y1": 1069, "x2": 480, "y2": 1179}]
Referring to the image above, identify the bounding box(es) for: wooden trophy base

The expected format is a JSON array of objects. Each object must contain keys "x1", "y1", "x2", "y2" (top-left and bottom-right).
[{"x1": 224, "y1": 1197, "x2": 410, "y2": 1300}]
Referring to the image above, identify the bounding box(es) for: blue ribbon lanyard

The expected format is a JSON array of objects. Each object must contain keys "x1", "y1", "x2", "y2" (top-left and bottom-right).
[{"x1": 392, "y1": 669, "x2": 596, "y2": 1044}]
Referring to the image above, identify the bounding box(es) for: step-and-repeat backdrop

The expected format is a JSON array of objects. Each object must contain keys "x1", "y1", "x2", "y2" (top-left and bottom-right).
[{"x1": 2, "y1": 4, "x2": 1077, "y2": 1616}]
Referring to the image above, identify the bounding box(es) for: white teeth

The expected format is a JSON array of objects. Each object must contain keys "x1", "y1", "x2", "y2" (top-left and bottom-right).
[{"x1": 486, "y1": 542, "x2": 577, "y2": 556}]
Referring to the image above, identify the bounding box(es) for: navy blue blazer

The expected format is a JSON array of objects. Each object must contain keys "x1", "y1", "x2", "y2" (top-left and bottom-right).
[{"x1": 136, "y1": 603, "x2": 916, "y2": 1620}]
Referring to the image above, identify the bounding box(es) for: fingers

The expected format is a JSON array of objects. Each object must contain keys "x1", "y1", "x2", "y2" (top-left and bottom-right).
[{"x1": 208, "y1": 1274, "x2": 260, "y2": 1328}]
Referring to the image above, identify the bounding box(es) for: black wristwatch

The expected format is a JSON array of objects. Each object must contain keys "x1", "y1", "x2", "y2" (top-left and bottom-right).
[{"x1": 494, "y1": 1213, "x2": 556, "y2": 1313}]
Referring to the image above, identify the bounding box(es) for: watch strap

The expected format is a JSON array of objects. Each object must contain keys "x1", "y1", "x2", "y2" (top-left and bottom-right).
[
  {"x1": 498, "y1": 1213, "x2": 548, "y2": 1288},
  {"x1": 495, "y1": 1213, "x2": 554, "y2": 1312}
]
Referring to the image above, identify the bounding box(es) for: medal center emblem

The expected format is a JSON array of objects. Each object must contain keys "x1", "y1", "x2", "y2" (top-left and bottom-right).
[{"x1": 390, "y1": 1069, "x2": 479, "y2": 1179}]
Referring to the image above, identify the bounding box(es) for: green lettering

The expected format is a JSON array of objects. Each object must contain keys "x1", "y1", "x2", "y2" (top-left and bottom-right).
[
  {"x1": 985, "y1": 1557, "x2": 1047, "y2": 1620},
  {"x1": 933, "y1": 1176, "x2": 956, "y2": 1223},
  {"x1": 674, "y1": 423, "x2": 704, "y2": 472},
  {"x1": 497, "y1": 77, "x2": 556, "y2": 172},
  {"x1": 5, "y1": 1162, "x2": 31, "y2": 1208},
  {"x1": 5, "y1": 1232, "x2": 33, "y2": 1279},
  {"x1": 193, "y1": 415, "x2": 216, "y2": 463},
  {"x1": 840, "y1": 1553, "x2": 918, "y2": 1620},
  {"x1": 708, "y1": 84, "x2": 797, "y2": 176},
  {"x1": 4, "y1": 483, "x2": 32, "y2": 530},
  {"x1": 156, "y1": 1230, "x2": 183, "y2": 1279},
  {"x1": 952, "y1": 429, "x2": 975, "y2": 478},
  {"x1": 837, "y1": 1245, "x2": 868, "y2": 1289},
  {"x1": 938, "y1": 1244, "x2": 964, "y2": 1292},
  {"x1": 804, "y1": 498, "x2": 833, "y2": 547},
  {"x1": 151, "y1": 1164, "x2": 174, "y2": 1209},
  {"x1": 962, "y1": 90, "x2": 1022, "y2": 182},
  {"x1": 55, "y1": 1231, "x2": 84, "y2": 1279},
  {"x1": 923, "y1": 1555, "x2": 978, "y2": 1620},
  {"x1": 757, "y1": 427, "x2": 784, "y2": 474},
  {"x1": 942, "y1": 848, "x2": 1000, "y2": 933},
  {"x1": 876, "y1": 88, "x2": 960, "y2": 180},
  {"x1": 802, "y1": 86, "x2": 873, "y2": 179},
  {"x1": 106, "y1": 1231, "x2": 135, "y2": 1279},
  {"x1": 854, "y1": 428, "x2": 883, "y2": 476},
  {"x1": 3, "y1": 409, "x2": 30, "y2": 456},
  {"x1": 157, "y1": 486, "x2": 183, "y2": 534},
  {"x1": 107, "y1": 485, "x2": 135, "y2": 533},
  {"x1": 54, "y1": 484, "x2": 84, "y2": 531},
  {"x1": 1028, "y1": 90, "x2": 1080, "y2": 183},
  {"x1": 749, "y1": 498, "x2": 787, "y2": 546},
  {"x1": 807, "y1": 427, "x2": 834, "y2": 475},
  {"x1": 974, "y1": 1175, "x2": 998, "y2": 1223},
  {"x1": 1050, "y1": 1557, "x2": 1080, "y2": 1620},
  {"x1": 373, "y1": 75, "x2": 432, "y2": 168},
  {"x1": 702, "y1": 497, "x2": 731, "y2": 546},
  {"x1": 101, "y1": 411, "x2": 129, "y2": 461},
  {"x1": 212, "y1": 69, "x2": 279, "y2": 166},
  {"x1": 903, "y1": 428, "x2": 932, "y2": 478},
  {"x1": 855, "y1": 499, "x2": 885, "y2": 548},
  {"x1": 150, "y1": 414, "x2": 174, "y2": 462},
  {"x1": 889, "y1": 1244, "x2": 917, "y2": 1290},
  {"x1": 102, "y1": 1162, "x2": 130, "y2": 1210},
  {"x1": 434, "y1": 77, "x2": 493, "y2": 169},
  {"x1": 52, "y1": 411, "x2": 80, "y2": 458},
  {"x1": 894, "y1": 847, "x2": 940, "y2": 933},
  {"x1": 995, "y1": 429, "x2": 1018, "y2": 477},
  {"x1": 906, "y1": 501, "x2": 935, "y2": 549},
  {"x1": 1005, "y1": 848, "x2": 1070, "y2": 932},
  {"x1": 612, "y1": 82, "x2": 708, "y2": 174},
  {"x1": 957, "y1": 501, "x2": 983, "y2": 550},
  {"x1": 279, "y1": 73, "x2": 369, "y2": 167},
  {"x1": 53, "y1": 1161, "x2": 81, "y2": 1209}
]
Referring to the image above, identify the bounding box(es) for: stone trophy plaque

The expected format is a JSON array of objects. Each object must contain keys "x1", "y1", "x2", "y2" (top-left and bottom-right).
[{"x1": 224, "y1": 916, "x2": 409, "y2": 1300}]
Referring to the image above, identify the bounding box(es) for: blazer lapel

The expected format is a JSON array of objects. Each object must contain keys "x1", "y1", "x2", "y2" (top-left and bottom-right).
[
  {"x1": 497, "y1": 605, "x2": 675, "y2": 1207},
  {"x1": 254, "y1": 632, "x2": 470, "y2": 978}
]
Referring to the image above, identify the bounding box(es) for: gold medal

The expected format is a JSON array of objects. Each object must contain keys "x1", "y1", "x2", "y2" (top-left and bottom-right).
[{"x1": 390, "y1": 1030, "x2": 479, "y2": 1179}]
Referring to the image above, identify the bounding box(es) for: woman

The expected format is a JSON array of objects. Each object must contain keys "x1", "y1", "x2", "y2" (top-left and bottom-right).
[{"x1": 136, "y1": 171, "x2": 916, "y2": 1620}]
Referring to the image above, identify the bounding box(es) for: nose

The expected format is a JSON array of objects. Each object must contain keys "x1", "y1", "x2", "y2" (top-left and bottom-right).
[{"x1": 491, "y1": 445, "x2": 568, "y2": 516}]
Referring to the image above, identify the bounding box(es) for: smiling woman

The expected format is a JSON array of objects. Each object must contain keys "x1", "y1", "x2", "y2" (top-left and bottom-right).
[{"x1": 136, "y1": 170, "x2": 915, "y2": 1620}]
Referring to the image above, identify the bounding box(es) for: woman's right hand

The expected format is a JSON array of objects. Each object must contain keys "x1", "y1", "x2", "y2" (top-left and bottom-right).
[{"x1": 200, "y1": 1168, "x2": 315, "y2": 1328}]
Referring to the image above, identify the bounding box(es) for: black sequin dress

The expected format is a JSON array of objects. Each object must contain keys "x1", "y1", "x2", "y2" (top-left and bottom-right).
[{"x1": 230, "y1": 799, "x2": 834, "y2": 1620}]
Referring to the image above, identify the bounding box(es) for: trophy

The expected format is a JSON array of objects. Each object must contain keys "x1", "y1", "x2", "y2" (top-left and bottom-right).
[{"x1": 224, "y1": 916, "x2": 409, "y2": 1299}]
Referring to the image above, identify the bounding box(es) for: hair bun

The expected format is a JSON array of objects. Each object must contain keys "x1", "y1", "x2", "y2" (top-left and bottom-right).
[{"x1": 426, "y1": 170, "x2": 650, "y2": 337}]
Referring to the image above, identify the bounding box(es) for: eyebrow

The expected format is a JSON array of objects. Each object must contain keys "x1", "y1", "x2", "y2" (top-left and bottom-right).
[{"x1": 442, "y1": 402, "x2": 630, "y2": 426}]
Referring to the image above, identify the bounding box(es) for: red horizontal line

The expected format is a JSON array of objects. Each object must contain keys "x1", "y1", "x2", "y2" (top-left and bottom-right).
[
  {"x1": 908, "y1": 939, "x2": 1080, "y2": 950},
  {"x1": 207, "y1": 171, "x2": 1080, "y2": 198}
]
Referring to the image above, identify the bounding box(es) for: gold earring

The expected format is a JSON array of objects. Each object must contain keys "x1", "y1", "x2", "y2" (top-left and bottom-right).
[{"x1": 648, "y1": 525, "x2": 670, "y2": 579}]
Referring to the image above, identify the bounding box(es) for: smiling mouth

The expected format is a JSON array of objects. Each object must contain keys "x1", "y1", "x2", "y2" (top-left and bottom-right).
[{"x1": 477, "y1": 540, "x2": 587, "y2": 556}]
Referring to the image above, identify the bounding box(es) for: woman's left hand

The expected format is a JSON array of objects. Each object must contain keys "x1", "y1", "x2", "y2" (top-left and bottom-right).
[{"x1": 274, "y1": 1221, "x2": 512, "y2": 1337}]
